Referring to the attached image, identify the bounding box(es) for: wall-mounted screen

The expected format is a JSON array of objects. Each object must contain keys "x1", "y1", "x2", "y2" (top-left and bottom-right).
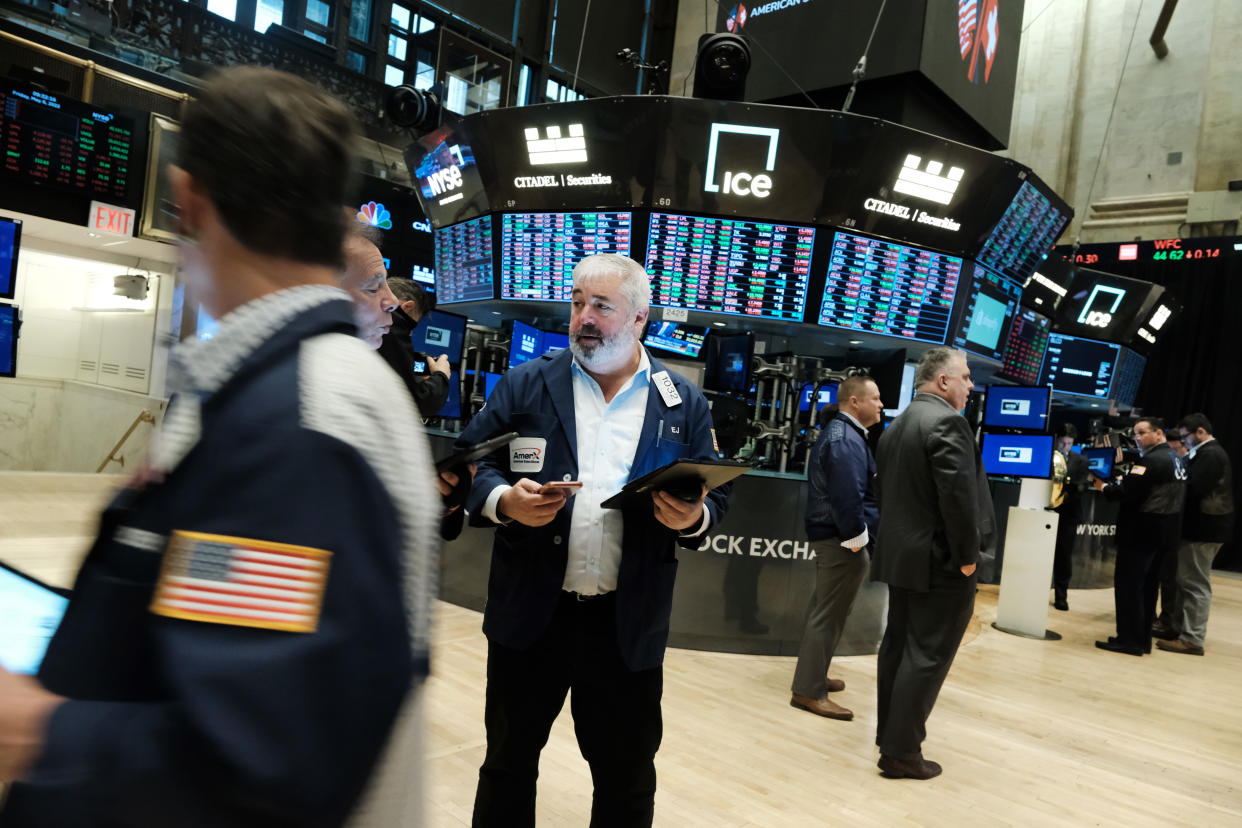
[
  {"x1": 976, "y1": 179, "x2": 1071, "y2": 284},
  {"x1": 1111, "y1": 347, "x2": 1147, "y2": 409},
  {"x1": 433, "y1": 215, "x2": 493, "y2": 304},
  {"x1": 982, "y1": 385, "x2": 1051, "y2": 432},
  {"x1": 508, "y1": 319, "x2": 568, "y2": 368},
  {"x1": 1038, "y1": 332, "x2": 1120, "y2": 399},
  {"x1": 981, "y1": 432, "x2": 1054, "y2": 479},
  {"x1": 703, "y1": 331, "x2": 754, "y2": 394},
  {"x1": 643, "y1": 320, "x2": 708, "y2": 360},
  {"x1": 1021, "y1": 254, "x2": 1072, "y2": 315},
  {"x1": 1128, "y1": 288, "x2": 1179, "y2": 354},
  {"x1": 500, "y1": 211, "x2": 631, "y2": 301},
  {"x1": 645, "y1": 213, "x2": 812, "y2": 321},
  {"x1": 354, "y1": 175, "x2": 433, "y2": 284},
  {"x1": 816, "y1": 230, "x2": 961, "y2": 345},
  {"x1": 995, "y1": 307, "x2": 1051, "y2": 386},
  {"x1": 408, "y1": 122, "x2": 489, "y2": 227},
  {"x1": 411, "y1": 309, "x2": 467, "y2": 364},
  {"x1": 0, "y1": 217, "x2": 20, "y2": 300},
  {"x1": 1053, "y1": 267, "x2": 1155, "y2": 341},
  {"x1": 0, "y1": 303, "x2": 17, "y2": 377},
  {"x1": 949, "y1": 262, "x2": 1021, "y2": 361}
]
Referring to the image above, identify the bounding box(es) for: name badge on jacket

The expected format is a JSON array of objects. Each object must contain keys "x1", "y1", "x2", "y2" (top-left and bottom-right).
[
  {"x1": 652, "y1": 371, "x2": 682, "y2": 408},
  {"x1": 510, "y1": 437, "x2": 547, "y2": 473}
]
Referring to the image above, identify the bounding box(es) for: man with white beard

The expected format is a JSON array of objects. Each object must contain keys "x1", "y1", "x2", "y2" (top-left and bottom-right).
[{"x1": 456, "y1": 254, "x2": 730, "y2": 827}]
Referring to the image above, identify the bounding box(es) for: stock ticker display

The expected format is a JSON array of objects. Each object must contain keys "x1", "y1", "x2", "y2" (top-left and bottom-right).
[
  {"x1": 434, "y1": 215, "x2": 494, "y2": 304},
  {"x1": 1, "y1": 84, "x2": 135, "y2": 203},
  {"x1": 816, "y1": 230, "x2": 961, "y2": 345},
  {"x1": 976, "y1": 180, "x2": 1069, "y2": 284},
  {"x1": 500, "y1": 212, "x2": 631, "y2": 301},
  {"x1": 1038, "y1": 332, "x2": 1120, "y2": 398},
  {"x1": 996, "y1": 307, "x2": 1051, "y2": 386},
  {"x1": 644, "y1": 213, "x2": 813, "y2": 321}
]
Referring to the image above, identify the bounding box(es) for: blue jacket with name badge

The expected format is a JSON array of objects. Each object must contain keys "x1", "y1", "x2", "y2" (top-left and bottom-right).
[
  {"x1": 457, "y1": 347, "x2": 730, "y2": 671},
  {"x1": 804, "y1": 412, "x2": 879, "y2": 543}
]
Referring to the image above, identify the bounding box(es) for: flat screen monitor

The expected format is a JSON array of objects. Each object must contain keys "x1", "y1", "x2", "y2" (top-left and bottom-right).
[
  {"x1": 436, "y1": 368, "x2": 462, "y2": 419},
  {"x1": 0, "y1": 304, "x2": 16, "y2": 377},
  {"x1": 982, "y1": 385, "x2": 1051, "y2": 432},
  {"x1": 643, "y1": 321, "x2": 708, "y2": 360},
  {"x1": 645, "y1": 213, "x2": 812, "y2": 321},
  {"x1": 703, "y1": 331, "x2": 754, "y2": 394},
  {"x1": 0, "y1": 561, "x2": 69, "y2": 674},
  {"x1": 1111, "y1": 347, "x2": 1147, "y2": 408},
  {"x1": 1083, "y1": 447, "x2": 1116, "y2": 479},
  {"x1": 1038, "y1": 333, "x2": 1120, "y2": 399},
  {"x1": 995, "y1": 307, "x2": 1051, "y2": 386},
  {"x1": 542, "y1": 330, "x2": 569, "y2": 353},
  {"x1": 816, "y1": 230, "x2": 961, "y2": 346},
  {"x1": 483, "y1": 371, "x2": 501, "y2": 400},
  {"x1": 1053, "y1": 268, "x2": 1155, "y2": 341},
  {"x1": 507, "y1": 319, "x2": 568, "y2": 368},
  {"x1": 411, "y1": 309, "x2": 466, "y2": 364},
  {"x1": 1129, "y1": 288, "x2": 1179, "y2": 354},
  {"x1": 949, "y1": 263, "x2": 1022, "y2": 361},
  {"x1": 981, "y1": 433, "x2": 1054, "y2": 479},
  {"x1": 433, "y1": 215, "x2": 493, "y2": 304},
  {"x1": 500, "y1": 211, "x2": 631, "y2": 301},
  {"x1": 1021, "y1": 254, "x2": 1072, "y2": 315},
  {"x1": 0, "y1": 217, "x2": 20, "y2": 300},
  {"x1": 976, "y1": 179, "x2": 1071, "y2": 285},
  {"x1": 798, "y1": 382, "x2": 838, "y2": 412}
]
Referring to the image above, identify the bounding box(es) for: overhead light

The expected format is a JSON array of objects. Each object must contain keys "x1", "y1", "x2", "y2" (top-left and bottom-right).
[
  {"x1": 1090, "y1": 403, "x2": 1100, "y2": 408},
  {"x1": 491, "y1": 311, "x2": 501, "y2": 315},
  {"x1": 849, "y1": 339, "x2": 863, "y2": 345},
  {"x1": 712, "y1": 321, "x2": 726, "y2": 327}
]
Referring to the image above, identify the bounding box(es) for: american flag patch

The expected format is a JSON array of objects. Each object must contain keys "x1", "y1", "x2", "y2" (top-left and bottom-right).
[{"x1": 150, "y1": 531, "x2": 331, "y2": 633}]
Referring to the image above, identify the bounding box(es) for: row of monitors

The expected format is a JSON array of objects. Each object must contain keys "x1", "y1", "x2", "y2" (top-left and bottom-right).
[{"x1": 980, "y1": 435, "x2": 1119, "y2": 480}]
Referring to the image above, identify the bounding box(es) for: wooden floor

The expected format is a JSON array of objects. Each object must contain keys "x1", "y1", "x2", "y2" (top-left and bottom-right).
[{"x1": 4, "y1": 472, "x2": 1241, "y2": 826}]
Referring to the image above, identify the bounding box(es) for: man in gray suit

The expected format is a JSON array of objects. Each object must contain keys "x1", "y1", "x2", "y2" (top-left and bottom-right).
[{"x1": 872, "y1": 347, "x2": 995, "y2": 780}]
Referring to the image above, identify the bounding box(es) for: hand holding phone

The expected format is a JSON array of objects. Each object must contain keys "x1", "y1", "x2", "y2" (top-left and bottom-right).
[{"x1": 537, "y1": 481, "x2": 583, "y2": 495}]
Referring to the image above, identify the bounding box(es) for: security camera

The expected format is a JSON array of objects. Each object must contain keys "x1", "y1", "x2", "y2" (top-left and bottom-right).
[{"x1": 113, "y1": 273, "x2": 149, "y2": 300}]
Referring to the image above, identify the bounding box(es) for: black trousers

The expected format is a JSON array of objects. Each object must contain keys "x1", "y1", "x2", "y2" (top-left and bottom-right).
[
  {"x1": 472, "y1": 592, "x2": 663, "y2": 828},
  {"x1": 1052, "y1": 500, "x2": 1082, "y2": 591},
  {"x1": 1113, "y1": 541, "x2": 1167, "y2": 652},
  {"x1": 875, "y1": 569, "x2": 976, "y2": 760}
]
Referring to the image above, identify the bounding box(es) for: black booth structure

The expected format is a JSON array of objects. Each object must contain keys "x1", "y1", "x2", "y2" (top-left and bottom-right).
[{"x1": 412, "y1": 95, "x2": 1086, "y2": 656}]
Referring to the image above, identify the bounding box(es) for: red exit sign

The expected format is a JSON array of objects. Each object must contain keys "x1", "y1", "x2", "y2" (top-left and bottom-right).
[{"x1": 88, "y1": 201, "x2": 136, "y2": 237}]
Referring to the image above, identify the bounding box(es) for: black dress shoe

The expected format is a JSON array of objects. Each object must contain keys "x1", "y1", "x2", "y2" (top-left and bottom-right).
[
  {"x1": 1053, "y1": 588, "x2": 1068, "y2": 611},
  {"x1": 878, "y1": 754, "x2": 942, "y2": 780},
  {"x1": 1095, "y1": 639, "x2": 1142, "y2": 656}
]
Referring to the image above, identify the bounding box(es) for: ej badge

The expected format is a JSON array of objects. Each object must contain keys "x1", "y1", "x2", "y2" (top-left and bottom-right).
[{"x1": 510, "y1": 437, "x2": 547, "y2": 472}]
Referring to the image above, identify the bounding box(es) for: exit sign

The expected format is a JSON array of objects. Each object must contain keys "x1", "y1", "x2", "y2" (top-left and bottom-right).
[{"x1": 88, "y1": 201, "x2": 136, "y2": 237}]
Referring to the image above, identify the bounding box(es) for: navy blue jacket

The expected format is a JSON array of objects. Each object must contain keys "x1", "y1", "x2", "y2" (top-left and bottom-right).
[
  {"x1": 457, "y1": 347, "x2": 729, "y2": 671},
  {"x1": 805, "y1": 412, "x2": 879, "y2": 543}
]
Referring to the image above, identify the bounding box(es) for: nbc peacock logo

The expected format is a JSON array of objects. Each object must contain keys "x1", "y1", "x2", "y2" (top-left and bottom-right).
[{"x1": 356, "y1": 201, "x2": 393, "y2": 229}]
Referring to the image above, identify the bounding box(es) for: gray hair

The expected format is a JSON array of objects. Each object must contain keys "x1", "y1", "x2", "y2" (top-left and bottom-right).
[
  {"x1": 571, "y1": 253, "x2": 651, "y2": 313},
  {"x1": 914, "y1": 347, "x2": 968, "y2": 387}
]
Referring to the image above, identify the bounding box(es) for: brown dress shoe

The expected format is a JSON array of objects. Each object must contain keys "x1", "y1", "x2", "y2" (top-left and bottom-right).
[
  {"x1": 878, "y1": 754, "x2": 943, "y2": 780},
  {"x1": 1156, "y1": 638, "x2": 1204, "y2": 655},
  {"x1": 825, "y1": 677, "x2": 845, "y2": 693},
  {"x1": 790, "y1": 693, "x2": 853, "y2": 721}
]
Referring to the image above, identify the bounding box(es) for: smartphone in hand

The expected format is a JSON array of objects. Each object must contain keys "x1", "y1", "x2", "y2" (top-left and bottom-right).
[{"x1": 538, "y1": 481, "x2": 583, "y2": 495}]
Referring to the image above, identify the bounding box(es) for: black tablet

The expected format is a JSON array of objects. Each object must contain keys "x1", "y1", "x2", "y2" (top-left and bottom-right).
[
  {"x1": 0, "y1": 561, "x2": 71, "y2": 675},
  {"x1": 601, "y1": 458, "x2": 751, "y2": 509},
  {"x1": 435, "y1": 431, "x2": 519, "y2": 473}
]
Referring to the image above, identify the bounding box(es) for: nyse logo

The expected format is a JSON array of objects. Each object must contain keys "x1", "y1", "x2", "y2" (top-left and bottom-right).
[
  {"x1": 1076, "y1": 285, "x2": 1126, "y2": 328},
  {"x1": 892, "y1": 154, "x2": 965, "y2": 205},
  {"x1": 525, "y1": 124, "x2": 587, "y2": 165},
  {"x1": 424, "y1": 144, "x2": 467, "y2": 197},
  {"x1": 999, "y1": 447, "x2": 1033, "y2": 464},
  {"x1": 1000, "y1": 399, "x2": 1031, "y2": 417},
  {"x1": 704, "y1": 123, "x2": 779, "y2": 198}
]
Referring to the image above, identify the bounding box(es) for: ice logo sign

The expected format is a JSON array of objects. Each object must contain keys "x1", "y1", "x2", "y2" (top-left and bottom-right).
[
  {"x1": 1076, "y1": 285, "x2": 1126, "y2": 328},
  {"x1": 525, "y1": 124, "x2": 587, "y2": 165},
  {"x1": 704, "y1": 123, "x2": 779, "y2": 198},
  {"x1": 893, "y1": 155, "x2": 965, "y2": 205}
]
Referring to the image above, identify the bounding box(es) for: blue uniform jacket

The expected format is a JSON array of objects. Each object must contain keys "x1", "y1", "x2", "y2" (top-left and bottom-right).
[
  {"x1": 1, "y1": 299, "x2": 431, "y2": 828},
  {"x1": 457, "y1": 347, "x2": 729, "y2": 672},
  {"x1": 804, "y1": 412, "x2": 879, "y2": 543}
]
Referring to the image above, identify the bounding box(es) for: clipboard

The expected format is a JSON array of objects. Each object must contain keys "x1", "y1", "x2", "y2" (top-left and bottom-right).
[
  {"x1": 600, "y1": 458, "x2": 751, "y2": 509},
  {"x1": 0, "y1": 560, "x2": 71, "y2": 675},
  {"x1": 435, "y1": 431, "x2": 519, "y2": 473}
]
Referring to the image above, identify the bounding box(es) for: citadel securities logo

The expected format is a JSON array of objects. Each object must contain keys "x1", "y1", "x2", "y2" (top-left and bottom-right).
[
  {"x1": 704, "y1": 123, "x2": 780, "y2": 198},
  {"x1": 525, "y1": 124, "x2": 587, "y2": 165},
  {"x1": 1075, "y1": 284, "x2": 1127, "y2": 328},
  {"x1": 959, "y1": 0, "x2": 1000, "y2": 83},
  {"x1": 893, "y1": 154, "x2": 965, "y2": 205}
]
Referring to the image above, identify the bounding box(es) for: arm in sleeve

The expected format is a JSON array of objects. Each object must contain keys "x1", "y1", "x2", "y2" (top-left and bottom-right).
[
  {"x1": 927, "y1": 416, "x2": 984, "y2": 569},
  {"x1": 824, "y1": 434, "x2": 869, "y2": 541},
  {"x1": 457, "y1": 371, "x2": 521, "y2": 526},
  {"x1": 24, "y1": 431, "x2": 417, "y2": 827},
  {"x1": 1186, "y1": 450, "x2": 1224, "y2": 500},
  {"x1": 411, "y1": 370, "x2": 450, "y2": 419},
  {"x1": 1102, "y1": 458, "x2": 1156, "y2": 504}
]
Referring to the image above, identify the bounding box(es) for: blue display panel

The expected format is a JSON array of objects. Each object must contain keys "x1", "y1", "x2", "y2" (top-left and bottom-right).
[
  {"x1": 950, "y1": 263, "x2": 1022, "y2": 361},
  {"x1": 1111, "y1": 347, "x2": 1147, "y2": 408},
  {"x1": 1083, "y1": 447, "x2": 1115, "y2": 479},
  {"x1": 0, "y1": 216, "x2": 19, "y2": 299},
  {"x1": 816, "y1": 230, "x2": 961, "y2": 345},
  {"x1": 995, "y1": 307, "x2": 1050, "y2": 386},
  {"x1": 643, "y1": 321, "x2": 708, "y2": 360},
  {"x1": 1038, "y1": 333, "x2": 1120, "y2": 399},
  {"x1": 436, "y1": 368, "x2": 462, "y2": 419},
  {"x1": 798, "y1": 382, "x2": 838, "y2": 412},
  {"x1": 411, "y1": 309, "x2": 467, "y2": 363},
  {"x1": 976, "y1": 180, "x2": 1070, "y2": 284},
  {"x1": 500, "y1": 211, "x2": 631, "y2": 301},
  {"x1": 0, "y1": 562, "x2": 69, "y2": 674},
  {"x1": 508, "y1": 320, "x2": 568, "y2": 368},
  {"x1": 433, "y1": 215, "x2": 493, "y2": 304},
  {"x1": 0, "y1": 304, "x2": 16, "y2": 377},
  {"x1": 981, "y1": 433, "x2": 1054, "y2": 478},
  {"x1": 982, "y1": 385, "x2": 1051, "y2": 432},
  {"x1": 703, "y1": 331, "x2": 754, "y2": 393},
  {"x1": 645, "y1": 213, "x2": 812, "y2": 321}
]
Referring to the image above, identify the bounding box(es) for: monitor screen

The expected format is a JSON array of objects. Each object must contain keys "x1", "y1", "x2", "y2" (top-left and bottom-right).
[
  {"x1": 500, "y1": 211, "x2": 631, "y2": 301},
  {"x1": 436, "y1": 368, "x2": 462, "y2": 419},
  {"x1": 645, "y1": 213, "x2": 812, "y2": 321},
  {"x1": 798, "y1": 382, "x2": 838, "y2": 412},
  {"x1": 1038, "y1": 333, "x2": 1120, "y2": 399},
  {"x1": 1021, "y1": 254, "x2": 1072, "y2": 315},
  {"x1": 507, "y1": 320, "x2": 567, "y2": 368},
  {"x1": 0, "y1": 304, "x2": 16, "y2": 377},
  {"x1": 703, "y1": 331, "x2": 754, "y2": 393},
  {"x1": 433, "y1": 215, "x2": 494, "y2": 304},
  {"x1": 542, "y1": 330, "x2": 568, "y2": 353},
  {"x1": 484, "y1": 371, "x2": 501, "y2": 400},
  {"x1": 995, "y1": 307, "x2": 1051, "y2": 386},
  {"x1": 1082, "y1": 447, "x2": 1115, "y2": 479},
  {"x1": 976, "y1": 179, "x2": 1071, "y2": 285},
  {"x1": 981, "y1": 433, "x2": 1054, "y2": 478},
  {"x1": 411, "y1": 309, "x2": 467, "y2": 363},
  {"x1": 1111, "y1": 347, "x2": 1147, "y2": 408},
  {"x1": 643, "y1": 321, "x2": 708, "y2": 360},
  {"x1": 949, "y1": 263, "x2": 1022, "y2": 361},
  {"x1": 0, "y1": 562, "x2": 69, "y2": 674},
  {"x1": 1129, "y1": 288, "x2": 1179, "y2": 354},
  {"x1": 1053, "y1": 268, "x2": 1155, "y2": 341},
  {"x1": 982, "y1": 385, "x2": 1051, "y2": 432},
  {"x1": 816, "y1": 230, "x2": 961, "y2": 345},
  {"x1": 0, "y1": 217, "x2": 20, "y2": 300},
  {"x1": 408, "y1": 124, "x2": 489, "y2": 227}
]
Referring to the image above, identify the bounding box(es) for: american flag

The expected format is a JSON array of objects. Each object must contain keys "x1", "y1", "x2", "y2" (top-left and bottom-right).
[
  {"x1": 958, "y1": 0, "x2": 978, "y2": 58},
  {"x1": 150, "y1": 532, "x2": 331, "y2": 633}
]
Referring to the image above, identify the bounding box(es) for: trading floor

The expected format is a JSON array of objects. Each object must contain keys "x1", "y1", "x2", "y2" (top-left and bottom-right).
[{"x1": 5, "y1": 472, "x2": 1240, "y2": 827}]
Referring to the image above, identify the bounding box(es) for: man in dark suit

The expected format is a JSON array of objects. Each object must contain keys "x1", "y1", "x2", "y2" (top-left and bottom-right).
[
  {"x1": 457, "y1": 253, "x2": 730, "y2": 827},
  {"x1": 872, "y1": 347, "x2": 995, "y2": 780},
  {"x1": 1052, "y1": 423, "x2": 1090, "y2": 610}
]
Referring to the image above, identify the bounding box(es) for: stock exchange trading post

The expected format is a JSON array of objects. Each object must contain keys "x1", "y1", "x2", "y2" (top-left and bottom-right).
[
  {"x1": 500, "y1": 212, "x2": 631, "y2": 301},
  {"x1": 816, "y1": 230, "x2": 961, "y2": 345},
  {"x1": 434, "y1": 215, "x2": 494, "y2": 304},
  {"x1": 644, "y1": 213, "x2": 812, "y2": 321}
]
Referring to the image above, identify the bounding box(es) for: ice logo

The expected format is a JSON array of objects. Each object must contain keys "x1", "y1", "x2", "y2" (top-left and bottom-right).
[{"x1": 357, "y1": 201, "x2": 393, "y2": 229}]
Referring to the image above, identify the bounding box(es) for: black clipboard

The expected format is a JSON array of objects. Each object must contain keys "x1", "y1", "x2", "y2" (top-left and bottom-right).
[
  {"x1": 435, "y1": 431, "x2": 519, "y2": 473},
  {"x1": 600, "y1": 458, "x2": 751, "y2": 509}
]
